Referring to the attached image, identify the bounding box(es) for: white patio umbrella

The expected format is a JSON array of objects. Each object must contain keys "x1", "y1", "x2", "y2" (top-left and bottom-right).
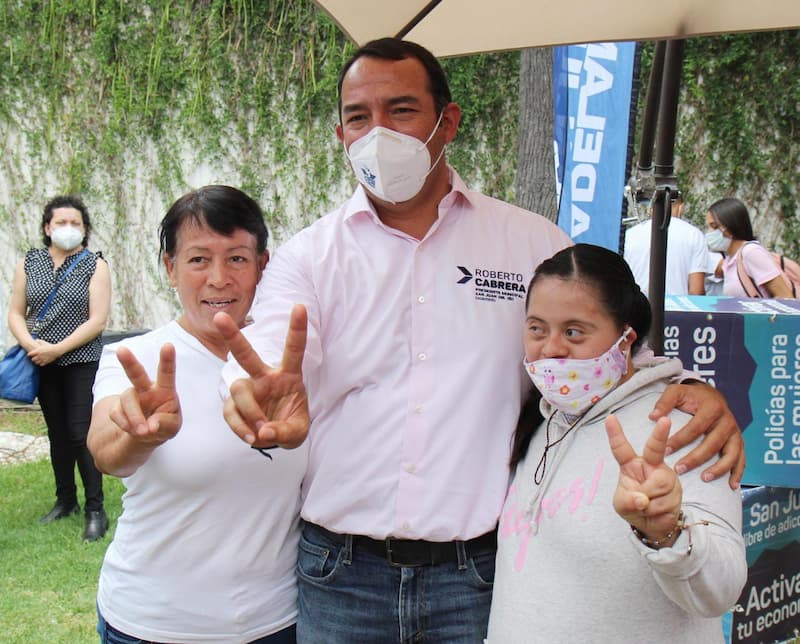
[
  {"x1": 311, "y1": 0, "x2": 800, "y2": 351},
  {"x1": 312, "y1": 0, "x2": 800, "y2": 57}
]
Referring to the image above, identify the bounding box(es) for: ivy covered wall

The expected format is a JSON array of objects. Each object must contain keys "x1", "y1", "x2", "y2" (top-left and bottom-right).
[
  {"x1": 637, "y1": 31, "x2": 800, "y2": 251},
  {"x1": 0, "y1": 0, "x2": 518, "y2": 331}
]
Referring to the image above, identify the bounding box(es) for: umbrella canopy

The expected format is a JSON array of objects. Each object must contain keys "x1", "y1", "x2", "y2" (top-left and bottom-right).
[{"x1": 312, "y1": 0, "x2": 800, "y2": 57}]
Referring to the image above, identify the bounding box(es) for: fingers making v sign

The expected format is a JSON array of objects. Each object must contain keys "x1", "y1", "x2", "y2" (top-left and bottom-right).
[
  {"x1": 110, "y1": 343, "x2": 182, "y2": 445},
  {"x1": 605, "y1": 414, "x2": 683, "y2": 544},
  {"x1": 214, "y1": 304, "x2": 310, "y2": 449}
]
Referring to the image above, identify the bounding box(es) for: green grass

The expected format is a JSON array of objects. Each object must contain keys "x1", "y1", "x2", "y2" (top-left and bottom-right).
[
  {"x1": 0, "y1": 406, "x2": 49, "y2": 436},
  {"x1": 0, "y1": 409, "x2": 124, "y2": 643}
]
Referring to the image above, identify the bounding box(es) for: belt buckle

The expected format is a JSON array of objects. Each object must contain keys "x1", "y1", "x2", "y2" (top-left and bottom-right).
[{"x1": 385, "y1": 538, "x2": 426, "y2": 568}]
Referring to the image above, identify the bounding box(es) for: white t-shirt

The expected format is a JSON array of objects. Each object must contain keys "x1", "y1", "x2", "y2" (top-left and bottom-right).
[
  {"x1": 624, "y1": 218, "x2": 710, "y2": 296},
  {"x1": 94, "y1": 321, "x2": 308, "y2": 643}
]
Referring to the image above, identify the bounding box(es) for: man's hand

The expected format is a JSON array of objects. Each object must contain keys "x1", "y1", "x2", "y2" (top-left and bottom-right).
[
  {"x1": 214, "y1": 304, "x2": 309, "y2": 449},
  {"x1": 109, "y1": 343, "x2": 182, "y2": 444},
  {"x1": 606, "y1": 414, "x2": 683, "y2": 546},
  {"x1": 650, "y1": 382, "x2": 744, "y2": 489}
]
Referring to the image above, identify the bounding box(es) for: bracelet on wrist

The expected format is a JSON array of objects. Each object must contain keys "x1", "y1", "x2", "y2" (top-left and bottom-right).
[
  {"x1": 630, "y1": 511, "x2": 685, "y2": 548},
  {"x1": 630, "y1": 511, "x2": 710, "y2": 553}
]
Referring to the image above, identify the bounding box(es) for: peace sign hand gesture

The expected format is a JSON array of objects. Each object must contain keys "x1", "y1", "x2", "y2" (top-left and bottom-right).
[
  {"x1": 214, "y1": 304, "x2": 309, "y2": 449},
  {"x1": 605, "y1": 414, "x2": 683, "y2": 546},
  {"x1": 109, "y1": 343, "x2": 182, "y2": 445}
]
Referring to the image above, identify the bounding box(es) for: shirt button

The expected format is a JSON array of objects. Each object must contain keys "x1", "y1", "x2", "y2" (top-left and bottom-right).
[
  {"x1": 414, "y1": 406, "x2": 423, "y2": 414},
  {"x1": 402, "y1": 522, "x2": 411, "y2": 531},
  {"x1": 417, "y1": 295, "x2": 425, "y2": 303},
  {"x1": 418, "y1": 352, "x2": 427, "y2": 361},
  {"x1": 404, "y1": 463, "x2": 416, "y2": 473}
]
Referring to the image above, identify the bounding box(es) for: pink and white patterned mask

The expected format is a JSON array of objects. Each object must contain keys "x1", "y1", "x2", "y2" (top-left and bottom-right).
[{"x1": 524, "y1": 328, "x2": 632, "y2": 416}]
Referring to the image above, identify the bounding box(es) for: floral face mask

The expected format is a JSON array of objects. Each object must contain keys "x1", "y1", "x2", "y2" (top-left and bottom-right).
[{"x1": 524, "y1": 328, "x2": 632, "y2": 416}]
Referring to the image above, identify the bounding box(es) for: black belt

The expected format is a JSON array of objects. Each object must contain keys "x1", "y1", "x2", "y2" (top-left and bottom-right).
[{"x1": 310, "y1": 523, "x2": 497, "y2": 567}]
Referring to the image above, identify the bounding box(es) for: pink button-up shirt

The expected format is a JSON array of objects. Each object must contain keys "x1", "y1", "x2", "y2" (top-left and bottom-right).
[{"x1": 223, "y1": 169, "x2": 572, "y2": 541}]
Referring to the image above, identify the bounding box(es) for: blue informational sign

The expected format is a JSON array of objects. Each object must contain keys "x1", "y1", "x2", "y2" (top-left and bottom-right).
[
  {"x1": 553, "y1": 42, "x2": 636, "y2": 251},
  {"x1": 724, "y1": 486, "x2": 800, "y2": 643},
  {"x1": 663, "y1": 295, "x2": 800, "y2": 488}
]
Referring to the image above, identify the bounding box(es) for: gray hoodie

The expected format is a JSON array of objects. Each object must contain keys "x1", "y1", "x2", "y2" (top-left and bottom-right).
[{"x1": 487, "y1": 359, "x2": 747, "y2": 643}]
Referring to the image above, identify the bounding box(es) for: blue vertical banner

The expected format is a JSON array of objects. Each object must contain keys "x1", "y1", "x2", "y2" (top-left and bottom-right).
[{"x1": 553, "y1": 42, "x2": 636, "y2": 251}]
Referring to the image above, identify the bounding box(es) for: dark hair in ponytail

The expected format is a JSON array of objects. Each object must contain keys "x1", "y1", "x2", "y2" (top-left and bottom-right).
[{"x1": 510, "y1": 244, "x2": 651, "y2": 468}]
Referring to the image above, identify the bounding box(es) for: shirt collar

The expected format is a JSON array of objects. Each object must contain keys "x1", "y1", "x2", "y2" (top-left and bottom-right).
[{"x1": 342, "y1": 165, "x2": 476, "y2": 225}]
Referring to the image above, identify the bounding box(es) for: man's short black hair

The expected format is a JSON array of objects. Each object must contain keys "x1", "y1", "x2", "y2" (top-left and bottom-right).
[{"x1": 337, "y1": 37, "x2": 452, "y2": 122}]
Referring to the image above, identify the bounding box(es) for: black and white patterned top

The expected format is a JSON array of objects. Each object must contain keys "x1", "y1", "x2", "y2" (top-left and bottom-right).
[{"x1": 24, "y1": 248, "x2": 104, "y2": 366}]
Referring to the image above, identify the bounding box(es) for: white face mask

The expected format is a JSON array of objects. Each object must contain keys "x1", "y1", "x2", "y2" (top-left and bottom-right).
[
  {"x1": 705, "y1": 229, "x2": 731, "y2": 253},
  {"x1": 346, "y1": 112, "x2": 445, "y2": 204},
  {"x1": 50, "y1": 225, "x2": 84, "y2": 251}
]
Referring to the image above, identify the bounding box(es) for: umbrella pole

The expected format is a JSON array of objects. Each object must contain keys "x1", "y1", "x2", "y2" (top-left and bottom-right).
[
  {"x1": 637, "y1": 41, "x2": 666, "y2": 176},
  {"x1": 647, "y1": 38, "x2": 685, "y2": 354}
]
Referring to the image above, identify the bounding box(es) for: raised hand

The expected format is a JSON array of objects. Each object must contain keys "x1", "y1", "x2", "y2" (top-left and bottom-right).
[
  {"x1": 109, "y1": 343, "x2": 182, "y2": 444},
  {"x1": 605, "y1": 414, "x2": 683, "y2": 545},
  {"x1": 214, "y1": 304, "x2": 309, "y2": 449}
]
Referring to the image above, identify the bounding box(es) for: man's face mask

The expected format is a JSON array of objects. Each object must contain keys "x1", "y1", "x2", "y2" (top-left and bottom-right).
[{"x1": 345, "y1": 111, "x2": 445, "y2": 205}]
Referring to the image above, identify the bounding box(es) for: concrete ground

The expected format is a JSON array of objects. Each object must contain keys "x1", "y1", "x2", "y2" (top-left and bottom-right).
[
  {"x1": 0, "y1": 401, "x2": 49, "y2": 465},
  {"x1": 0, "y1": 430, "x2": 49, "y2": 465}
]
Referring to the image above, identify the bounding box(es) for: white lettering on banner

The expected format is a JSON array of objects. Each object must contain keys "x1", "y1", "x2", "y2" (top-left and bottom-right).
[
  {"x1": 663, "y1": 325, "x2": 680, "y2": 358},
  {"x1": 743, "y1": 572, "x2": 800, "y2": 615},
  {"x1": 764, "y1": 334, "x2": 800, "y2": 465},
  {"x1": 690, "y1": 326, "x2": 716, "y2": 385},
  {"x1": 657, "y1": 323, "x2": 716, "y2": 382},
  {"x1": 790, "y1": 336, "x2": 800, "y2": 460},
  {"x1": 566, "y1": 44, "x2": 618, "y2": 238}
]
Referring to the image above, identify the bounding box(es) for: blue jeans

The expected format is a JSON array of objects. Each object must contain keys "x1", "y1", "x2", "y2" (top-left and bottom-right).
[
  {"x1": 296, "y1": 523, "x2": 495, "y2": 643},
  {"x1": 97, "y1": 609, "x2": 297, "y2": 643}
]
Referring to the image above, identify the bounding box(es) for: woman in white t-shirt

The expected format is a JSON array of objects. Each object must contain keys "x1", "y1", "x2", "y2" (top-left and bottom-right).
[
  {"x1": 705, "y1": 197, "x2": 792, "y2": 298},
  {"x1": 87, "y1": 186, "x2": 308, "y2": 644}
]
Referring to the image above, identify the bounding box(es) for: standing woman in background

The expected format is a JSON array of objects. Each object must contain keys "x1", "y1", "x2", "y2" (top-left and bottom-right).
[
  {"x1": 705, "y1": 197, "x2": 793, "y2": 298},
  {"x1": 7, "y1": 195, "x2": 111, "y2": 541}
]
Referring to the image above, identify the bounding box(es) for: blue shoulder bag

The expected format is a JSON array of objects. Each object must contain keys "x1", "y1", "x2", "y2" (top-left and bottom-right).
[{"x1": 0, "y1": 249, "x2": 89, "y2": 403}]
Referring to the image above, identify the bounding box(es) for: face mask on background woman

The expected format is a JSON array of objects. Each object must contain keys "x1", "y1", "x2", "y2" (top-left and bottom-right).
[
  {"x1": 705, "y1": 228, "x2": 731, "y2": 253},
  {"x1": 50, "y1": 225, "x2": 84, "y2": 251}
]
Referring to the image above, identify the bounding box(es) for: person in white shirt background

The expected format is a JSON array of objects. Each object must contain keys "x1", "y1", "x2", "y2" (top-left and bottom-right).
[{"x1": 624, "y1": 191, "x2": 710, "y2": 297}]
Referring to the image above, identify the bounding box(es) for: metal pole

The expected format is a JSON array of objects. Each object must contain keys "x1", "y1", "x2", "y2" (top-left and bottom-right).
[
  {"x1": 637, "y1": 41, "x2": 666, "y2": 175},
  {"x1": 647, "y1": 39, "x2": 685, "y2": 354},
  {"x1": 623, "y1": 42, "x2": 664, "y2": 230}
]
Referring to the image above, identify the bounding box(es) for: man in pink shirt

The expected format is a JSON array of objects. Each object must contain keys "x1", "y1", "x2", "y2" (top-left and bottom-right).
[{"x1": 217, "y1": 38, "x2": 744, "y2": 643}]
